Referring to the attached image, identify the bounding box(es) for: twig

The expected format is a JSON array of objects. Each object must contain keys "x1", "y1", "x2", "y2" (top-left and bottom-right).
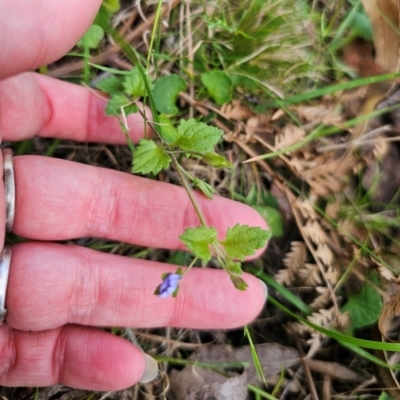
[{"x1": 295, "y1": 339, "x2": 320, "y2": 400}]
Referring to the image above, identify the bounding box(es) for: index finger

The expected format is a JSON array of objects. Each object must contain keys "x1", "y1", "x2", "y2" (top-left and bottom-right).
[{"x1": 0, "y1": 73, "x2": 148, "y2": 144}]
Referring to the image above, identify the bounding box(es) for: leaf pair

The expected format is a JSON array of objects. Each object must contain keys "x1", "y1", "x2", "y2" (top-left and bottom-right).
[
  {"x1": 132, "y1": 119, "x2": 224, "y2": 175},
  {"x1": 180, "y1": 224, "x2": 270, "y2": 290},
  {"x1": 180, "y1": 224, "x2": 270, "y2": 263}
]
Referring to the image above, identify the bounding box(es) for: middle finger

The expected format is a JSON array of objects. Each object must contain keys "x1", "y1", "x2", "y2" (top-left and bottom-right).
[
  {"x1": 6, "y1": 242, "x2": 267, "y2": 331},
  {"x1": 14, "y1": 156, "x2": 267, "y2": 251}
]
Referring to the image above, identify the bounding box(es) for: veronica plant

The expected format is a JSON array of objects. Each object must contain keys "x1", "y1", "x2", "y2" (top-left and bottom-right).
[{"x1": 94, "y1": 4, "x2": 271, "y2": 298}]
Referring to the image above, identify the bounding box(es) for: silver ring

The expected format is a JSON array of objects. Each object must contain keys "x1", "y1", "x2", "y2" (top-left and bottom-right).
[
  {"x1": 0, "y1": 246, "x2": 11, "y2": 324},
  {"x1": 3, "y1": 149, "x2": 15, "y2": 232}
]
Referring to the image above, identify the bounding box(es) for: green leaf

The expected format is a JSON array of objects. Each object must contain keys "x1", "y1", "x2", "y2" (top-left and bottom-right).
[
  {"x1": 350, "y1": 10, "x2": 373, "y2": 40},
  {"x1": 228, "y1": 73, "x2": 259, "y2": 91},
  {"x1": 252, "y1": 205, "x2": 284, "y2": 237},
  {"x1": 106, "y1": 94, "x2": 138, "y2": 116},
  {"x1": 96, "y1": 75, "x2": 123, "y2": 94},
  {"x1": 153, "y1": 285, "x2": 161, "y2": 296},
  {"x1": 174, "y1": 119, "x2": 223, "y2": 153},
  {"x1": 379, "y1": 392, "x2": 394, "y2": 400},
  {"x1": 77, "y1": 24, "x2": 104, "y2": 49},
  {"x1": 221, "y1": 224, "x2": 271, "y2": 261},
  {"x1": 341, "y1": 279, "x2": 382, "y2": 329},
  {"x1": 193, "y1": 178, "x2": 215, "y2": 199},
  {"x1": 230, "y1": 275, "x2": 248, "y2": 291},
  {"x1": 123, "y1": 103, "x2": 139, "y2": 116},
  {"x1": 123, "y1": 68, "x2": 148, "y2": 98},
  {"x1": 102, "y1": 0, "x2": 120, "y2": 13},
  {"x1": 202, "y1": 152, "x2": 233, "y2": 168},
  {"x1": 201, "y1": 71, "x2": 233, "y2": 105},
  {"x1": 226, "y1": 260, "x2": 242, "y2": 275},
  {"x1": 152, "y1": 75, "x2": 186, "y2": 115},
  {"x1": 132, "y1": 139, "x2": 171, "y2": 175},
  {"x1": 180, "y1": 227, "x2": 218, "y2": 263},
  {"x1": 158, "y1": 115, "x2": 178, "y2": 143},
  {"x1": 167, "y1": 251, "x2": 191, "y2": 266}
]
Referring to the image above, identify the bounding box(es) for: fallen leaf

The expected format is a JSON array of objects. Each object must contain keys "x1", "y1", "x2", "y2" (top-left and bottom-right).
[
  {"x1": 296, "y1": 104, "x2": 343, "y2": 125},
  {"x1": 378, "y1": 291, "x2": 400, "y2": 340},
  {"x1": 220, "y1": 100, "x2": 255, "y2": 121},
  {"x1": 361, "y1": 0, "x2": 400, "y2": 73},
  {"x1": 342, "y1": 38, "x2": 387, "y2": 77},
  {"x1": 275, "y1": 124, "x2": 305, "y2": 151},
  {"x1": 168, "y1": 367, "x2": 248, "y2": 400},
  {"x1": 190, "y1": 343, "x2": 299, "y2": 385}
]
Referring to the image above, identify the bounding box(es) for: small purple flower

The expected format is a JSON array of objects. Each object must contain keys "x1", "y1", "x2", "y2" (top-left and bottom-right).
[{"x1": 158, "y1": 273, "x2": 182, "y2": 298}]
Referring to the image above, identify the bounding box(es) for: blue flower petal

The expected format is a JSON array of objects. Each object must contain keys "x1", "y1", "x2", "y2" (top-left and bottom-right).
[{"x1": 158, "y1": 273, "x2": 182, "y2": 298}]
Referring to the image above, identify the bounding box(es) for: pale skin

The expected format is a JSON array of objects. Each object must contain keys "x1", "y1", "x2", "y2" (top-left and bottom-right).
[{"x1": 0, "y1": 0, "x2": 268, "y2": 391}]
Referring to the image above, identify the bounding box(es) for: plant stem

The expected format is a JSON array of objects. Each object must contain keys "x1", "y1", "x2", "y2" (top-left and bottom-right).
[
  {"x1": 183, "y1": 257, "x2": 198, "y2": 275},
  {"x1": 146, "y1": 0, "x2": 164, "y2": 71},
  {"x1": 169, "y1": 153, "x2": 208, "y2": 228}
]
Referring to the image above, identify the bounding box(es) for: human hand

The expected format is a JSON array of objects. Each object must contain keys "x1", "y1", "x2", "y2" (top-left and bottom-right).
[{"x1": 0, "y1": 0, "x2": 268, "y2": 391}]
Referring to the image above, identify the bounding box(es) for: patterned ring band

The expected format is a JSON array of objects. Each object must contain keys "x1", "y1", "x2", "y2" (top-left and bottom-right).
[
  {"x1": 0, "y1": 246, "x2": 12, "y2": 324},
  {"x1": 3, "y1": 149, "x2": 15, "y2": 232}
]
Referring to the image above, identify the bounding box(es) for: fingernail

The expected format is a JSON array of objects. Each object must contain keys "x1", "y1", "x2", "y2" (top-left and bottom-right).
[
  {"x1": 257, "y1": 278, "x2": 268, "y2": 302},
  {"x1": 139, "y1": 354, "x2": 158, "y2": 383}
]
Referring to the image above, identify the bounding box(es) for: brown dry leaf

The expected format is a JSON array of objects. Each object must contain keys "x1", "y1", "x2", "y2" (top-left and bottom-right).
[
  {"x1": 168, "y1": 366, "x2": 248, "y2": 400},
  {"x1": 296, "y1": 104, "x2": 342, "y2": 125},
  {"x1": 290, "y1": 157, "x2": 306, "y2": 173},
  {"x1": 245, "y1": 117, "x2": 260, "y2": 139},
  {"x1": 271, "y1": 108, "x2": 285, "y2": 121},
  {"x1": 189, "y1": 343, "x2": 299, "y2": 385},
  {"x1": 307, "y1": 332, "x2": 323, "y2": 357},
  {"x1": 335, "y1": 311, "x2": 351, "y2": 331},
  {"x1": 325, "y1": 264, "x2": 339, "y2": 285},
  {"x1": 276, "y1": 241, "x2": 307, "y2": 285},
  {"x1": 298, "y1": 263, "x2": 323, "y2": 286},
  {"x1": 338, "y1": 218, "x2": 368, "y2": 243},
  {"x1": 295, "y1": 198, "x2": 318, "y2": 220},
  {"x1": 275, "y1": 268, "x2": 294, "y2": 286},
  {"x1": 340, "y1": 87, "x2": 369, "y2": 118},
  {"x1": 325, "y1": 200, "x2": 342, "y2": 220},
  {"x1": 342, "y1": 38, "x2": 388, "y2": 77},
  {"x1": 303, "y1": 153, "x2": 355, "y2": 197},
  {"x1": 310, "y1": 287, "x2": 331, "y2": 310},
  {"x1": 378, "y1": 291, "x2": 400, "y2": 340},
  {"x1": 314, "y1": 243, "x2": 334, "y2": 267},
  {"x1": 308, "y1": 307, "x2": 336, "y2": 329},
  {"x1": 275, "y1": 124, "x2": 305, "y2": 151},
  {"x1": 286, "y1": 321, "x2": 312, "y2": 336},
  {"x1": 303, "y1": 220, "x2": 326, "y2": 246},
  {"x1": 220, "y1": 100, "x2": 255, "y2": 121},
  {"x1": 362, "y1": 142, "x2": 400, "y2": 205},
  {"x1": 378, "y1": 263, "x2": 396, "y2": 282},
  {"x1": 372, "y1": 138, "x2": 388, "y2": 159},
  {"x1": 361, "y1": 0, "x2": 400, "y2": 73},
  {"x1": 283, "y1": 241, "x2": 307, "y2": 270}
]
